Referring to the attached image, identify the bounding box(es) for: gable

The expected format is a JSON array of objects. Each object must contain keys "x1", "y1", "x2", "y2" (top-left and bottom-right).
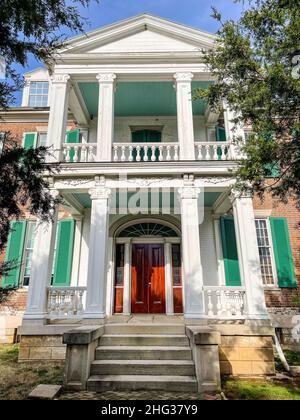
[{"x1": 89, "y1": 29, "x2": 200, "y2": 53}]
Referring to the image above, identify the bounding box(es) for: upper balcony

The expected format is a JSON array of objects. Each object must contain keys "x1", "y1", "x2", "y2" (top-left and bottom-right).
[{"x1": 47, "y1": 73, "x2": 243, "y2": 168}]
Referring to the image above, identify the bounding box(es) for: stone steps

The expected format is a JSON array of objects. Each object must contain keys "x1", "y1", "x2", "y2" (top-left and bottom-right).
[
  {"x1": 104, "y1": 323, "x2": 186, "y2": 335},
  {"x1": 100, "y1": 334, "x2": 189, "y2": 347},
  {"x1": 90, "y1": 359, "x2": 196, "y2": 376},
  {"x1": 95, "y1": 345, "x2": 193, "y2": 360},
  {"x1": 87, "y1": 375, "x2": 198, "y2": 392}
]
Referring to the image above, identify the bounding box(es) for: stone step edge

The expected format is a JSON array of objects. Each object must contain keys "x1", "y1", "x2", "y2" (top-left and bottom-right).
[{"x1": 88, "y1": 375, "x2": 197, "y2": 383}]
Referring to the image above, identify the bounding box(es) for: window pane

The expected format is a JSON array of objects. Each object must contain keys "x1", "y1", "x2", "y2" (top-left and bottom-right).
[
  {"x1": 38, "y1": 133, "x2": 48, "y2": 147},
  {"x1": 172, "y1": 244, "x2": 182, "y2": 286},
  {"x1": 255, "y1": 219, "x2": 275, "y2": 286},
  {"x1": 22, "y1": 222, "x2": 36, "y2": 286},
  {"x1": 115, "y1": 244, "x2": 125, "y2": 286},
  {"x1": 29, "y1": 82, "x2": 49, "y2": 107}
]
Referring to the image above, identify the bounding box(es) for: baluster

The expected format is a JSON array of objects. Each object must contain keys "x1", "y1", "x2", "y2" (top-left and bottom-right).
[
  {"x1": 158, "y1": 146, "x2": 164, "y2": 161},
  {"x1": 151, "y1": 146, "x2": 156, "y2": 162},
  {"x1": 166, "y1": 145, "x2": 171, "y2": 161},
  {"x1": 213, "y1": 145, "x2": 218, "y2": 160},
  {"x1": 221, "y1": 145, "x2": 226, "y2": 160},
  {"x1": 128, "y1": 146, "x2": 134, "y2": 162},
  {"x1": 121, "y1": 146, "x2": 126, "y2": 162},
  {"x1": 49, "y1": 290, "x2": 57, "y2": 316},
  {"x1": 234, "y1": 291, "x2": 242, "y2": 317},
  {"x1": 143, "y1": 146, "x2": 149, "y2": 162},
  {"x1": 174, "y1": 145, "x2": 179, "y2": 161},
  {"x1": 73, "y1": 146, "x2": 79, "y2": 163},
  {"x1": 65, "y1": 146, "x2": 71, "y2": 163},
  {"x1": 68, "y1": 290, "x2": 75, "y2": 316},
  {"x1": 113, "y1": 145, "x2": 119, "y2": 162},
  {"x1": 81, "y1": 144, "x2": 87, "y2": 162},
  {"x1": 196, "y1": 145, "x2": 202, "y2": 161},
  {"x1": 221, "y1": 290, "x2": 227, "y2": 314},
  {"x1": 225, "y1": 290, "x2": 232, "y2": 317},
  {"x1": 88, "y1": 146, "x2": 94, "y2": 162},
  {"x1": 216, "y1": 290, "x2": 222, "y2": 317},
  {"x1": 136, "y1": 146, "x2": 141, "y2": 162},
  {"x1": 205, "y1": 144, "x2": 211, "y2": 160},
  {"x1": 59, "y1": 291, "x2": 66, "y2": 316},
  {"x1": 207, "y1": 290, "x2": 214, "y2": 317},
  {"x1": 77, "y1": 290, "x2": 84, "y2": 315},
  {"x1": 55, "y1": 291, "x2": 61, "y2": 315},
  {"x1": 63, "y1": 147, "x2": 68, "y2": 162}
]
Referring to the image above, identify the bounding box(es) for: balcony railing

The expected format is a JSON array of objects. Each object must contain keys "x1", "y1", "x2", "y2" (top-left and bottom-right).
[
  {"x1": 60, "y1": 140, "x2": 236, "y2": 163},
  {"x1": 203, "y1": 286, "x2": 247, "y2": 319},
  {"x1": 113, "y1": 142, "x2": 180, "y2": 162},
  {"x1": 195, "y1": 141, "x2": 233, "y2": 161},
  {"x1": 47, "y1": 287, "x2": 87, "y2": 319}
]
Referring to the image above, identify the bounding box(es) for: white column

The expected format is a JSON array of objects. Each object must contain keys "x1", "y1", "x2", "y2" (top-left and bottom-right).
[
  {"x1": 123, "y1": 242, "x2": 131, "y2": 316},
  {"x1": 230, "y1": 191, "x2": 269, "y2": 319},
  {"x1": 84, "y1": 186, "x2": 111, "y2": 320},
  {"x1": 223, "y1": 100, "x2": 245, "y2": 159},
  {"x1": 47, "y1": 74, "x2": 70, "y2": 161},
  {"x1": 179, "y1": 180, "x2": 205, "y2": 318},
  {"x1": 213, "y1": 215, "x2": 226, "y2": 286},
  {"x1": 174, "y1": 72, "x2": 195, "y2": 160},
  {"x1": 23, "y1": 193, "x2": 59, "y2": 324},
  {"x1": 96, "y1": 73, "x2": 117, "y2": 161},
  {"x1": 70, "y1": 216, "x2": 83, "y2": 287},
  {"x1": 164, "y1": 242, "x2": 174, "y2": 315}
]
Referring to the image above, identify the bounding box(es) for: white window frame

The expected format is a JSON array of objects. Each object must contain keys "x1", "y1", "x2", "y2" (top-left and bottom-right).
[
  {"x1": 255, "y1": 217, "x2": 278, "y2": 288},
  {"x1": 37, "y1": 132, "x2": 48, "y2": 147},
  {"x1": 20, "y1": 221, "x2": 36, "y2": 287},
  {"x1": 28, "y1": 81, "x2": 49, "y2": 107}
]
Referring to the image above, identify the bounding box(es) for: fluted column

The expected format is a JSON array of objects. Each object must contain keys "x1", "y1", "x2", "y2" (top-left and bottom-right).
[
  {"x1": 230, "y1": 190, "x2": 269, "y2": 319},
  {"x1": 96, "y1": 73, "x2": 117, "y2": 161},
  {"x1": 47, "y1": 74, "x2": 70, "y2": 161},
  {"x1": 23, "y1": 191, "x2": 59, "y2": 324},
  {"x1": 174, "y1": 72, "x2": 195, "y2": 160},
  {"x1": 84, "y1": 185, "x2": 111, "y2": 319},
  {"x1": 179, "y1": 177, "x2": 205, "y2": 318}
]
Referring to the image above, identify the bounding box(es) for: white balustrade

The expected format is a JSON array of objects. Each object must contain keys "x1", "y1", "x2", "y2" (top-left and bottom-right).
[
  {"x1": 203, "y1": 287, "x2": 246, "y2": 318},
  {"x1": 62, "y1": 143, "x2": 97, "y2": 163},
  {"x1": 113, "y1": 143, "x2": 180, "y2": 162},
  {"x1": 195, "y1": 142, "x2": 233, "y2": 161},
  {"x1": 47, "y1": 287, "x2": 86, "y2": 319}
]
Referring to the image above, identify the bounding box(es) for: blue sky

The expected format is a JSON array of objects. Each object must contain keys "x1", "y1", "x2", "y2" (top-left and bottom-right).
[{"x1": 15, "y1": 0, "x2": 246, "y2": 104}]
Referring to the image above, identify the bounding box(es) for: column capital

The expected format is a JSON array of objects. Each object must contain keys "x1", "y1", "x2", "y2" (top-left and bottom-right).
[
  {"x1": 50, "y1": 73, "x2": 70, "y2": 84},
  {"x1": 178, "y1": 186, "x2": 201, "y2": 200},
  {"x1": 89, "y1": 187, "x2": 111, "y2": 200},
  {"x1": 96, "y1": 73, "x2": 117, "y2": 83},
  {"x1": 173, "y1": 72, "x2": 194, "y2": 83},
  {"x1": 229, "y1": 188, "x2": 252, "y2": 203}
]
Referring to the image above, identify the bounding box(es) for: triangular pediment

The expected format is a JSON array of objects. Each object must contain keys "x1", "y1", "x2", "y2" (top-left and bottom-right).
[{"x1": 60, "y1": 14, "x2": 216, "y2": 55}]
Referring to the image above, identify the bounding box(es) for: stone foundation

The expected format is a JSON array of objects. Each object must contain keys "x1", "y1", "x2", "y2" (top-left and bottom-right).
[
  {"x1": 219, "y1": 335, "x2": 275, "y2": 376},
  {"x1": 18, "y1": 334, "x2": 66, "y2": 362}
]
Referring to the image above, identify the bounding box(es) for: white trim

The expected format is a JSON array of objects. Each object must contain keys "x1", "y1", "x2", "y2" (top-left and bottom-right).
[
  {"x1": 213, "y1": 216, "x2": 226, "y2": 286},
  {"x1": 164, "y1": 242, "x2": 174, "y2": 315},
  {"x1": 123, "y1": 242, "x2": 131, "y2": 315}
]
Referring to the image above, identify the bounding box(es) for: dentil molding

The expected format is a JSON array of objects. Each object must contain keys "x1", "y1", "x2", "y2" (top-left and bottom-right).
[
  {"x1": 51, "y1": 74, "x2": 70, "y2": 84},
  {"x1": 96, "y1": 73, "x2": 117, "y2": 83}
]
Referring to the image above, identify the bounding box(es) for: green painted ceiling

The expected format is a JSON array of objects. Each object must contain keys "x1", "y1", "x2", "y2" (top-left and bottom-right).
[
  {"x1": 78, "y1": 81, "x2": 211, "y2": 117},
  {"x1": 73, "y1": 191, "x2": 221, "y2": 210}
]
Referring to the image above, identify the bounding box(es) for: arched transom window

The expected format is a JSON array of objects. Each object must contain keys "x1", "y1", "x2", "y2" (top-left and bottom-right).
[{"x1": 118, "y1": 223, "x2": 178, "y2": 238}]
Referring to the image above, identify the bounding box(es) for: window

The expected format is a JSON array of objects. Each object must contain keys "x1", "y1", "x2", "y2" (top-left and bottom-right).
[
  {"x1": 0, "y1": 132, "x2": 5, "y2": 155},
  {"x1": 37, "y1": 132, "x2": 48, "y2": 147},
  {"x1": 22, "y1": 222, "x2": 36, "y2": 286},
  {"x1": 255, "y1": 219, "x2": 277, "y2": 286},
  {"x1": 29, "y1": 82, "x2": 49, "y2": 107}
]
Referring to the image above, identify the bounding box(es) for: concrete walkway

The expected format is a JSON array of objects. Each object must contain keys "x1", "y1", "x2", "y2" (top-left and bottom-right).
[{"x1": 59, "y1": 390, "x2": 211, "y2": 400}]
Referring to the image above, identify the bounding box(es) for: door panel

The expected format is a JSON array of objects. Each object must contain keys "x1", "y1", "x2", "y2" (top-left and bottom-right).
[
  {"x1": 131, "y1": 245, "x2": 148, "y2": 313},
  {"x1": 131, "y1": 244, "x2": 165, "y2": 314},
  {"x1": 149, "y1": 244, "x2": 166, "y2": 313}
]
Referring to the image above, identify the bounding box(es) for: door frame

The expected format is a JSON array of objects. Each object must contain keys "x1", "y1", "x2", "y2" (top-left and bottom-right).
[{"x1": 112, "y1": 237, "x2": 182, "y2": 316}]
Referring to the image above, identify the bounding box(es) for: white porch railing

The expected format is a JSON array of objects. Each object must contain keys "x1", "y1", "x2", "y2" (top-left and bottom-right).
[
  {"x1": 113, "y1": 143, "x2": 180, "y2": 162},
  {"x1": 195, "y1": 141, "x2": 233, "y2": 161},
  {"x1": 62, "y1": 143, "x2": 97, "y2": 163},
  {"x1": 47, "y1": 287, "x2": 87, "y2": 319},
  {"x1": 203, "y1": 286, "x2": 247, "y2": 319}
]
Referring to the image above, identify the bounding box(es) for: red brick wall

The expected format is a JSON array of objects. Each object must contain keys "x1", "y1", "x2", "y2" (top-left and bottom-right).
[
  {"x1": 253, "y1": 194, "x2": 300, "y2": 308},
  {"x1": 0, "y1": 289, "x2": 28, "y2": 314},
  {"x1": 0, "y1": 122, "x2": 49, "y2": 146}
]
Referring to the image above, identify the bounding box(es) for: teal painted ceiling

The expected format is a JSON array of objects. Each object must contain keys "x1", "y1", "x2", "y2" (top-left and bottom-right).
[
  {"x1": 78, "y1": 81, "x2": 211, "y2": 117},
  {"x1": 73, "y1": 191, "x2": 221, "y2": 210}
]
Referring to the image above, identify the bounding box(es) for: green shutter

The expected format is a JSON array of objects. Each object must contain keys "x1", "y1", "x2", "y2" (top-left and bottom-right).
[
  {"x1": 2, "y1": 221, "x2": 27, "y2": 288},
  {"x1": 220, "y1": 216, "x2": 242, "y2": 286},
  {"x1": 66, "y1": 130, "x2": 80, "y2": 162},
  {"x1": 270, "y1": 217, "x2": 297, "y2": 288},
  {"x1": 23, "y1": 133, "x2": 37, "y2": 150},
  {"x1": 216, "y1": 127, "x2": 227, "y2": 160},
  {"x1": 53, "y1": 220, "x2": 75, "y2": 287}
]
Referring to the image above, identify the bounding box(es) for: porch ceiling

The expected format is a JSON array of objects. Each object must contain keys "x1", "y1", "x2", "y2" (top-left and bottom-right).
[
  {"x1": 78, "y1": 81, "x2": 212, "y2": 117},
  {"x1": 72, "y1": 191, "x2": 221, "y2": 209}
]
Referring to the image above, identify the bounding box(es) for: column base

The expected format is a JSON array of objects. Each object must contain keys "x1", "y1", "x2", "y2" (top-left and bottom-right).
[
  {"x1": 22, "y1": 313, "x2": 47, "y2": 325},
  {"x1": 83, "y1": 312, "x2": 106, "y2": 320}
]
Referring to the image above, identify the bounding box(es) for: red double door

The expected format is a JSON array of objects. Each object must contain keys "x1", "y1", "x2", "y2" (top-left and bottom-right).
[{"x1": 131, "y1": 244, "x2": 166, "y2": 314}]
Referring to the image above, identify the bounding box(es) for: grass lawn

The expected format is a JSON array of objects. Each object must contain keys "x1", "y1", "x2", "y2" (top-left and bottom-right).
[
  {"x1": 0, "y1": 344, "x2": 64, "y2": 400},
  {"x1": 223, "y1": 378, "x2": 300, "y2": 400}
]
